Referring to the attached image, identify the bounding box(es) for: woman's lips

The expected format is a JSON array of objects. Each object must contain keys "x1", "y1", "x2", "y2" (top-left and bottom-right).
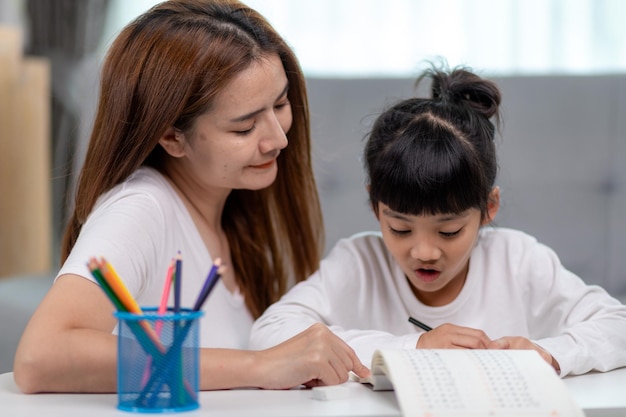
[
  {"x1": 250, "y1": 159, "x2": 275, "y2": 169},
  {"x1": 414, "y1": 268, "x2": 440, "y2": 283}
]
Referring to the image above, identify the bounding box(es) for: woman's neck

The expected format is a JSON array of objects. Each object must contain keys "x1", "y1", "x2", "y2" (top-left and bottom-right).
[{"x1": 160, "y1": 164, "x2": 238, "y2": 292}]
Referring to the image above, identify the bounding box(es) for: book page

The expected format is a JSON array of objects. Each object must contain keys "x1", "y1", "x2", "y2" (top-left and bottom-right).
[{"x1": 367, "y1": 349, "x2": 584, "y2": 417}]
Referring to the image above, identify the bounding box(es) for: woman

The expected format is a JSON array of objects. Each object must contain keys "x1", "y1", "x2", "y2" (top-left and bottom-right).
[{"x1": 14, "y1": 0, "x2": 368, "y2": 393}]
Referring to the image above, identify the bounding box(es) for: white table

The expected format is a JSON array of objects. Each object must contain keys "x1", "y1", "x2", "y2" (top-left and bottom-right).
[{"x1": 2, "y1": 368, "x2": 625, "y2": 416}]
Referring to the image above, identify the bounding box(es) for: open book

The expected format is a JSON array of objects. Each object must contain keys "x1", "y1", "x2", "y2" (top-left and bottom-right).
[{"x1": 353, "y1": 349, "x2": 584, "y2": 417}]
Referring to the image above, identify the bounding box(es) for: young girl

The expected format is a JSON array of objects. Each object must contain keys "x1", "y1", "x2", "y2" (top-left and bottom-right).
[{"x1": 250, "y1": 65, "x2": 626, "y2": 377}]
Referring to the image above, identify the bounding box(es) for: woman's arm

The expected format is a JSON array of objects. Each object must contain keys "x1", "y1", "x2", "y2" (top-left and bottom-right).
[
  {"x1": 201, "y1": 323, "x2": 369, "y2": 390},
  {"x1": 14, "y1": 275, "x2": 369, "y2": 394},
  {"x1": 14, "y1": 274, "x2": 119, "y2": 393}
]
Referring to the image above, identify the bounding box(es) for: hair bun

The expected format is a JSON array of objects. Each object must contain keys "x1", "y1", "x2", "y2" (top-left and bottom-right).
[{"x1": 430, "y1": 67, "x2": 501, "y2": 120}]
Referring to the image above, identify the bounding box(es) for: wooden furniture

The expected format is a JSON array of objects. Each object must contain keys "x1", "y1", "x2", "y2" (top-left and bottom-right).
[{"x1": 0, "y1": 26, "x2": 51, "y2": 277}]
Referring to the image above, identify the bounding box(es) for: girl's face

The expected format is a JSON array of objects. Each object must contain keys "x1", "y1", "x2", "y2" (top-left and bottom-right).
[
  {"x1": 377, "y1": 190, "x2": 499, "y2": 307},
  {"x1": 168, "y1": 53, "x2": 292, "y2": 193}
]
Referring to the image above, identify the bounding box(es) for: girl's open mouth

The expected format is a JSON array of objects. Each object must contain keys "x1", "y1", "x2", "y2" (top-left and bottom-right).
[{"x1": 415, "y1": 268, "x2": 440, "y2": 283}]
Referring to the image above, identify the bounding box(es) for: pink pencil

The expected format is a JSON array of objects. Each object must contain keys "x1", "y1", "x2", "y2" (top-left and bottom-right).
[
  {"x1": 157, "y1": 259, "x2": 176, "y2": 323},
  {"x1": 142, "y1": 258, "x2": 175, "y2": 387}
]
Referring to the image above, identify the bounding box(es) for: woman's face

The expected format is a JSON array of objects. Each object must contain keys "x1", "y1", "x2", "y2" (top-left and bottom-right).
[{"x1": 172, "y1": 53, "x2": 292, "y2": 193}]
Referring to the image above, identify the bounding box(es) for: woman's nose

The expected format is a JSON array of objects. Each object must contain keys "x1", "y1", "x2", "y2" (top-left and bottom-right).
[{"x1": 260, "y1": 114, "x2": 288, "y2": 154}]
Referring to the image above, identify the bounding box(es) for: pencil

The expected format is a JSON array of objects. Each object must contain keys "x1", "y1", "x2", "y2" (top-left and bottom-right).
[
  {"x1": 87, "y1": 258, "x2": 125, "y2": 312},
  {"x1": 192, "y1": 258, "x2": 222, "y2": 311},
  {"x1": 156, "y1": 258, "x2": 175, "y2": 327},
  {"x1": 98, "y1": 258, "x2": 143, "y2": 314},
  {"x1": 173, "y1": 251, "x2": 182, "y2": 313},
  {"x1": 95, "y1": 257, "x2": 164, "y2": 351},
  {"x1": 87, "y1": 258, "x2": 165, "y2": 358},
  {"x1": 408, "y1": 316, "x2": 432, "y2": 332},
  {"x1": 142, "y1": 258, "x2": 176, "y2": 386},
  {"x1": 171, "y1": 252, "x2": 184, "y2": 405},
  {"x1": 140, "y1": 258, "x2": 223, "y2": 406},
  {"x1": 89, "y1": 256, "x2": 194, "y2": 404}
]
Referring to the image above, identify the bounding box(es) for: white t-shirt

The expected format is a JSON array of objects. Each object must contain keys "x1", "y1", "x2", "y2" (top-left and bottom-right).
[
  {"x1": 250, "y1": 228, "x2": 626, "y2": 376},
  {"x1": 58, "y1": 167, "x2": 254, "y2": 349}
]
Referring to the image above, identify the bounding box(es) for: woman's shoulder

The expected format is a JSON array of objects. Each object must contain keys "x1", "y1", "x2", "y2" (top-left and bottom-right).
[
  {"x1": 83, "y1": 167, "x2": 188, "y2": 234},
  {"x1": 122, "y1": 166, "x2": 173, "y2": 195},
  {"x1": 95, "y1": 167, "x2": 176, "y2": 210}
]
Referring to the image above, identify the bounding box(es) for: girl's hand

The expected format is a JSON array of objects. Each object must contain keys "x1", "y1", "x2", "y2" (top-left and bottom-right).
[
  {"x1": 254, "y1": 323, "x2": 370, "y2": 389},
  {"x1": 416, "y1": 323, "x2": 492, "y2": 349},
  {"x1": 488, "y1": 336, "x2": 561, "y2": 373}
]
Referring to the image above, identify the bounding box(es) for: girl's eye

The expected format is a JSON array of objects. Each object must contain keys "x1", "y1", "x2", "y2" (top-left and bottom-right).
[
  {"x1": 440, "y1": 228, "x2": 462, "y2": 238},
  {"x1": 389, "y1": 226, "x2": 410, "y2": 236}
]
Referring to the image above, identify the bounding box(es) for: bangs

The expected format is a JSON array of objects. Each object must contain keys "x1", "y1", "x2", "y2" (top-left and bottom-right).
[{"x1": 369, "y1": 120, "x2": 485, "y2": 216}]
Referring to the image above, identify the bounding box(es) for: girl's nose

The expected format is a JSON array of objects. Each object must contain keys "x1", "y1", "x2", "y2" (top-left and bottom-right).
[{"x1": 409, "y1": 240, "x2": 442, "y2": 262}]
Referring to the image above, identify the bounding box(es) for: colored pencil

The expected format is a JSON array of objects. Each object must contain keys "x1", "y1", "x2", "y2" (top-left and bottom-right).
[
  {"x1": 87, "y1": 258, "x2": 125, "y2": 311},
  {"x1": 142, "y1": 258, "x2": 176, "y2": 386},
  {"x1": 173, "y1": 252, "x2": 182, "y2": 313},
  {"x1": 88, "y1": 256, "x2": 197, "y2": 404},
  {"x1": 137, "y1": 307, "x2": 205, "y2": 407},
  {"x1": 156, "y1": 258, "x2": 175, "y2": 329},
  {"x1": 137, "y1": 262, "x2": 222, "y2": 407},
  {"x1": 87, "y1": 258, "x2": 164, "y2": 356},
  {"x1": 98, "y1": 258, "x2": 143, "y2": 314},
  {"x1": 192, "y1": 257, "x2": 222, "y2": 311},
  {"x1": 93, "y1": 257, "x2": 164, "y2": 351}
]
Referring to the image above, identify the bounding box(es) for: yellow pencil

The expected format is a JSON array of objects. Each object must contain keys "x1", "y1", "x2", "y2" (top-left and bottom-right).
[
  {"x1": 98, "y1": 258, "x2": 143, "y2": 313},
  {"x1": 97, "y1": 257, "x2": 164, "y2": 351}
]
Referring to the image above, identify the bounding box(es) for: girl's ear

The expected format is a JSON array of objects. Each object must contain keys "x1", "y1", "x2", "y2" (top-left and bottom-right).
[
  {"x1": 158, "y1": 127, "x2": 186, "y2": 158},
  {"x1": 483, "y1": 186, "x2": 501, "y2": 225}
]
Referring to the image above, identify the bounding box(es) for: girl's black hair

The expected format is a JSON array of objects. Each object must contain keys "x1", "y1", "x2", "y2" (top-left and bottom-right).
[{"x1": 364, "y1": 64, "x2": 502, "y2": 221}]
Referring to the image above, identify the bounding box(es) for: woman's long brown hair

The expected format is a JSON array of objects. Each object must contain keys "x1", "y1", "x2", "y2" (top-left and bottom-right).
[{"x1": 61, "y1": 0, "x2": 324, "y2": 318}]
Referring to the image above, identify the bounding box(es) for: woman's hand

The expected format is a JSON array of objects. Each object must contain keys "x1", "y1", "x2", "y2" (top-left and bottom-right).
[
  {"x1": 416, "y1": 323, "x2": 492, "y2": 349},
  {"x1": 488, "y1": 336, "x2": 561, "y2": 373},
  {"x1": 253, "y1": 323, "x2": 370, "y2": 389}
]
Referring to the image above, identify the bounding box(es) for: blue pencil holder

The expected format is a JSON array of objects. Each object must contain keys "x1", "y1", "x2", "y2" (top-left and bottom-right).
[{"x1": 115, "y1": 307, "x2": 203, "y2": 413}]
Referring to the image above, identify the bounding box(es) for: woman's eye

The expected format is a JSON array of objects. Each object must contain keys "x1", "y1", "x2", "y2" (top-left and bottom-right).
[
  {"x1": 235, "y1": 124, "x2": 256, "y2": 135},
  {"x1": 275, "y1": 100, "x2": 289, "y2": 109},
  {"x1": 440, "y1": 228, "x2": 462, "y2": 238}
]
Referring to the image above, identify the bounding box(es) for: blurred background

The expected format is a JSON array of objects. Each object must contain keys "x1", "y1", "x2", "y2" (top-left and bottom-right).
[{"x1": 1, "y1": 0, "x2": 625, "y2": 373}]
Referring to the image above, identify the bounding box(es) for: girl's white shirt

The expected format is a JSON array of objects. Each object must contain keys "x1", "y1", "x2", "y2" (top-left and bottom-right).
[{"x1": 250, "y1": 228, "x2": 626, "y2": 377}]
